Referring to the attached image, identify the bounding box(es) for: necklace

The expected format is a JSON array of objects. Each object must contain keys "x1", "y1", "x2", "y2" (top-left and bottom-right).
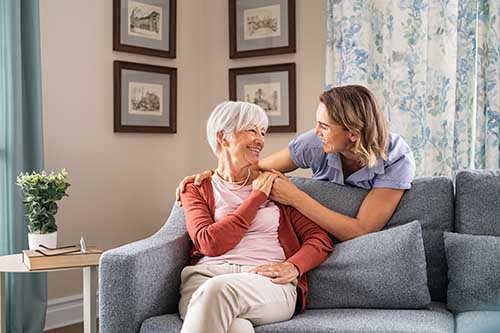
[{"x1": 215, "y1": 169, "x2": 251, "y2": 191}]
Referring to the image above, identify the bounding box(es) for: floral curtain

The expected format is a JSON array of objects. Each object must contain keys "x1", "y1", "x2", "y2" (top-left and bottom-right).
[
  {"x1": 475, "y1": 1, "x2": 500, "y2": 169},
  {"x1": 326, "y1": 0, "x2": 500, "y2": 176}
]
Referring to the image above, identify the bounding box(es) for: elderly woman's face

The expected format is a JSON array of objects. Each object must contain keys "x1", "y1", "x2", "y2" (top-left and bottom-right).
[{"x1": 223, "y1": 125, "x2": 265, "y2": 165}]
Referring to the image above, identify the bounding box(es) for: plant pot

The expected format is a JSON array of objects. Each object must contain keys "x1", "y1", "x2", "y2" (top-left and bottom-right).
[{"x1": 28, "y1": 231, "x2": 58, "y2": 250}]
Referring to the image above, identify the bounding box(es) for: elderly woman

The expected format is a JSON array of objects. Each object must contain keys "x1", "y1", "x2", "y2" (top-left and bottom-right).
[
  {"x1": 178, "y1": 101, "x2": 333, "y2": 333},
  {"x1": 179, "y1": 85, "x2": 416, "y2": 241}
]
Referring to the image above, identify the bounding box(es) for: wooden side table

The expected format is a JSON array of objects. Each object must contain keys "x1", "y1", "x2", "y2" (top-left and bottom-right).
[{"x1": 0, "y1": 254, "x2": 98, "y2": 333}]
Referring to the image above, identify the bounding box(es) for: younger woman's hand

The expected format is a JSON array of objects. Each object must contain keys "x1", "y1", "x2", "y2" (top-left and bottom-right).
[
  {"x1": 252, "y1": 172, "x2": 278, "y2": 197},
  {"x1": 175, "y1": 170, "x2": 213, "y2": 202},
  {"x1": 249, "y1": 262, "x2": 299, "y2": 284},
  {"x1": 269, "y1": 169, "x2": 301, "y2": 206}
]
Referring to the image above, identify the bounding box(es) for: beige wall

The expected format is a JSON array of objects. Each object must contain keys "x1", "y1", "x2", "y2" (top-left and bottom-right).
[
  {"x1": 40, "y1": 0, "x2": 325, "y2": 301},
  {"x1": 198, "y1": 0, "x2": 326, "y2": 170}
]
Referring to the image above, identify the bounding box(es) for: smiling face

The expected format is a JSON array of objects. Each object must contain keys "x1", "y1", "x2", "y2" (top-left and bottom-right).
[
  {"x1": 314, "y1": 102, "x2": 355, "y2": 155},
  {"x1": 220, "y1": 125, "x2": 265, "y2": 168}
]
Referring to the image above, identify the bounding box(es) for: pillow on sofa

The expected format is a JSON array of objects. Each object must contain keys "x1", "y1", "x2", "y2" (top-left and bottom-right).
[
  {"x1": 307, "y1": 221, "x2": 431, "y2": 309},
  {"x1": 444, "y1": 232, "x2": 500, "y2": 311}
]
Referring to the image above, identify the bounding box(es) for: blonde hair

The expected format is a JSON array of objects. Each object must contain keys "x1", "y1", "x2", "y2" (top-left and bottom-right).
[
  {"x1": 319, "y1": 85, "x2": 389, "y2": 167},
  {"x1": 206, "y1": 101, "x2": 268, "y2": 156}
]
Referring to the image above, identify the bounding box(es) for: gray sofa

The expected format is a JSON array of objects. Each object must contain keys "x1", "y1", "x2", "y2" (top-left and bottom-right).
[{"x1": 99, "y1": 170, "x2": 500, "y2": 332}]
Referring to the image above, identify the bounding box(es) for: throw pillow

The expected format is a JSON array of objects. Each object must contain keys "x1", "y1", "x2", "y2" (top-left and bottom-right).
[
  {"x1": 307, "y1": 221, "x2": 431, "y2": 309},
  {"x1": 445, "y1": 232, "x2": 500, "y2": 311}
]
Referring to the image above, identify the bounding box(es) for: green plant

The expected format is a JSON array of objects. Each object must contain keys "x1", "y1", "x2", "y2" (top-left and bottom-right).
[{"x1": 16, "y1": 169, "x2": 70, "y2": 234}]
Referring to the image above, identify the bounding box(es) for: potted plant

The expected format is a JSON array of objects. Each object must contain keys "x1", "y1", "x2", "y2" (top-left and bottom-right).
[{"x1": 16, "y1": 169, "x2": 71, "y2": 250}]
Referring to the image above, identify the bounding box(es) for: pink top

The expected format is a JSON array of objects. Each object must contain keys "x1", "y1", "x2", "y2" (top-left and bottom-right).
[{"x1": 197, "y1": 173, "x2": 286, "y2": 266}]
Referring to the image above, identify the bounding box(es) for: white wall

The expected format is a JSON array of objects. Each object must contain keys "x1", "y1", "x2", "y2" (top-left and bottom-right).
[{"x1": 40, "y1": 0, "x2": 325, "y2": 303}]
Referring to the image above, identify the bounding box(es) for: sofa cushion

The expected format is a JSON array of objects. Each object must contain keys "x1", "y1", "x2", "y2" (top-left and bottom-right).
[
  {"x1": 139, "y1": 303, "x2": 453, "y2": 333},
  {"x1": 455, "y1": 170, "x2": 500, "y2": 235},
  {"x1": 256, "y1": 302, "x2": 453, "y2": 332},
  {"x1": 140, "y1": 314, "x2": 182, "y2": 333},
  {"x1": 444, "y1": 232, "x2": 500, "y2": 311},
  {"x1": 455, "y1": 311, "x2": 500, "y2": 333},
  {"x1": 292, "y1": 176, "x2": 454, "y2": 302},
  {"x1": 307, "y1": 221, "x2": 431, "y2": 309}
]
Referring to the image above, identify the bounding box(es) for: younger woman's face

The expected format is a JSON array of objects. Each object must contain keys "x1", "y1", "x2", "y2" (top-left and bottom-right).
[{"x1": 314, "y1": 103, "x2": 353, "y2": 154}]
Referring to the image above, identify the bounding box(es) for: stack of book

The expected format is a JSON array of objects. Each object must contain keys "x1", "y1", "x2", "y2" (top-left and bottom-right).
[{"x1": 22, "y1": 245, "x2": 102, "y2": 270}]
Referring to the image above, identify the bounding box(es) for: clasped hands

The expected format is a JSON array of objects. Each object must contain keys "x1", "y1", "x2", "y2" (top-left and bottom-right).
[
  {"x1": 252, "y1": 169, "x2": 302, "y2": 206},
  {"x1": 176, "y1": 169, "x2": 302, "y2": 206}
]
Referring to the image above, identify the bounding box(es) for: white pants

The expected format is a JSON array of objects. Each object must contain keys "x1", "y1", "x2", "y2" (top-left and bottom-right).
[{"x1": 179, "y1": 263, "x2": 297, "y2": 333}]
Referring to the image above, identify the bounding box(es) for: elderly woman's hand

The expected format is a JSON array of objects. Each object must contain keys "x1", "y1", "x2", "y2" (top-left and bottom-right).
[
  {"x1": 269, "y1": 170, "x2": 302, "y2": 206},
  {"x1": 252, "y1": 171, "x2": 278, "y2": 197},
  {"x1": 249, "y1": 262, "x2": 299, "y2": 284}
]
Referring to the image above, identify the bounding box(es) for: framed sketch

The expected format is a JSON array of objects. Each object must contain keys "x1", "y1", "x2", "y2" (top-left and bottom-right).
[
  {"x1": 229, "y1": 0, "x2": 295, "y2": 58},
  {"x1": 114, "y1": 61, "x2": 177, "y2": 133},
  {"x1": 113, "y1": 0, "x2": 176, "y2": 58},
  {"x1": 229, "y1": 63, "x2": 296, "y2": 133}
]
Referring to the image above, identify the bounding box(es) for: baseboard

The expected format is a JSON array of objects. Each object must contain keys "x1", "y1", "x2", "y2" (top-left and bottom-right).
[{"x1": 44, "y1": 293, "x2": 99, "y2": 331}]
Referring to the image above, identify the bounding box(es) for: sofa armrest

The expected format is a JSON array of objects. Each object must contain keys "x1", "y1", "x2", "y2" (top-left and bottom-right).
[{"x1": 98, "y1": 228, "x2": 191, "y2": 333}]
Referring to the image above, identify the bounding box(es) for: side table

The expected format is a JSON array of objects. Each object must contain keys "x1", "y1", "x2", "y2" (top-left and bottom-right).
[{"x1": 0, "y1": 254, "x2": 98, "y2": 333}]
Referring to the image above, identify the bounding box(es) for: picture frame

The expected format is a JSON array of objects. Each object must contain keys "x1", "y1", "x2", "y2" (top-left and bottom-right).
[
  {"x1": 114, "y1": 61, "x2": 177, "y2": 133},
  {"x1": 229, "y1": 0, "x2": 296, "y2": 58},
  {"x1": 113, "y1": 0, "x2": 176, "y2": 58},
  {"x1": 229, "y1": 63, "x2": 296, "y2": 133}
]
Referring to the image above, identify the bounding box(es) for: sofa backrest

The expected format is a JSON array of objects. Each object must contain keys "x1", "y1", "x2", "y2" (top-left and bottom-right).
[
  {"x1": 455, "y1": 170, "x2": 500, "y2": 236},
  {"x1": 161, "y1": 202, "x2": 188, "y2": 236},
  {"x1": 291, "y1": 176, "x2": 454, "y2": 303}
]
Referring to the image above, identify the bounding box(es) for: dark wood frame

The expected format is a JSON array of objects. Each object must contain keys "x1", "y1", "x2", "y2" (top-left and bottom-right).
[
  {"x1": 113, "y1": 0, "x2": 176, "y2": 58},
  {"x1": 114, "y1": 61, "x2": 177, "y2": 133},
  {"x1": 229, "y1": 0, "x2": 296, "y2": 58},
  {"x1": 229, "y1": 63, "x2": 296, "y2": 133}
]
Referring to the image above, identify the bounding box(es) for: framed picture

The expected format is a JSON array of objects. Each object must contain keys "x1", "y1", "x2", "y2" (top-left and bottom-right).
[
  {"x1": 114, "y1": 61, "x2": 177, "y2": 133},
  {"x1": 229, "y1": 63, "x2": 296, "y2": 133},
  {"x1": 113, "y1": 0, "x2": 176, "y2": 58},
  {"x1": 229, "y1": 0, "x2": 295, "y2": 58}
]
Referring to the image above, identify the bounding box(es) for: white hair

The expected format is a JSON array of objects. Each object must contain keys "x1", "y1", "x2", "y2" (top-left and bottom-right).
[{"x1": 206, "y1": 101, "x2": 269, "y2": 156}]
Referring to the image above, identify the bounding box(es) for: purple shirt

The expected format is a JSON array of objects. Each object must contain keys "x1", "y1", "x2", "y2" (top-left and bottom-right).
[{"x1": 288, "y1": 129, "x2": 416, "y2": 190}]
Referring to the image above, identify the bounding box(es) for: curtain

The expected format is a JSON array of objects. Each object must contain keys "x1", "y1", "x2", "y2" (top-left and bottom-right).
[
  {"x1": 0, "y1": 0, "x2": 47, "y2": 332},
  {"x1": 325, "y1": 0, "x2": 500, "y2": 176},
  {"x1": 475, "y1": 1, "x2": 500, "y2": 169}
]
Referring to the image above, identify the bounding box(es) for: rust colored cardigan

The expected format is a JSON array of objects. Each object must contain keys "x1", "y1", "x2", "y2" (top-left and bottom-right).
[{"x1": 179, "y1": 178, "x2": 333, "y2": 312}]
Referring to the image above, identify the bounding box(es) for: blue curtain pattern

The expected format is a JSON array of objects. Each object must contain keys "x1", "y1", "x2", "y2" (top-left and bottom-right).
[
  {"x1": 475, "y1": 1, "x2": 500, "y2": 169},
  {"x1": 326, "y1": 0, "x2": 500, "y2": 176}
]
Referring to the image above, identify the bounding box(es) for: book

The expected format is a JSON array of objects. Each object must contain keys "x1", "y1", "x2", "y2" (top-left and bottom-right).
[
  {"x1": 22, "y1": 246, "x2": 103, "y2": 271},
  {"x1": 37, "y1": 244, "x2": 82, "y2": 256}
]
